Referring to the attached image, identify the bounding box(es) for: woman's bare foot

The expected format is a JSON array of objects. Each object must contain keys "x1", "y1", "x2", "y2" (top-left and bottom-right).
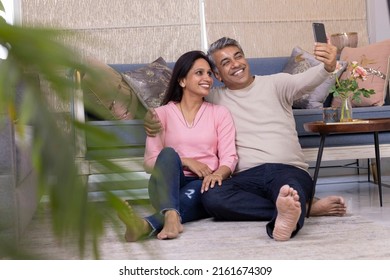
[
  {"x1": 273, "y1": 185, "x2": 301, "y2": 241},
  {"x1": 157, "y1": 210, "x2": 184, "y2": 240},
  {"x1": 309, "y1": 196, "x2": 347, "y2": 216},
  {"x1": 117, "y1": 201, "x2": 151, "y2": 242}
]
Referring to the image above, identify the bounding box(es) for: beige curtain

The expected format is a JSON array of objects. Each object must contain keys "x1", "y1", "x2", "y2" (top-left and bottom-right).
[
  {"x1": 205, "y1": 0, "x2": 369, "y2": 58},
  {"x1": 22, "y1": 0, "x2": 202, "y2": 63},
  {"x1": 22, "y1": 0, "x2": 369, "y2": 63}
]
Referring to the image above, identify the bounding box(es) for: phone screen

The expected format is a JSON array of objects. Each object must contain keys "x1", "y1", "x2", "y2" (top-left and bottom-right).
[{"x1": 312, "y1": 23, "x2": 327, "y2": 43}]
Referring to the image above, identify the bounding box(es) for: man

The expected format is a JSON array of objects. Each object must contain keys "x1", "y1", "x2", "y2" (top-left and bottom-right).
[{"x1": 145, "y1": 37, "x2": 346, "y2": 241}]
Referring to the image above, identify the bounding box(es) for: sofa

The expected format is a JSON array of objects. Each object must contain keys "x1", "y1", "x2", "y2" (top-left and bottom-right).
[
  {"x1": 0, "y1": 114, "x2": 38, "y2": 249},
  {"x1": 72, "y1": 44, "x2": 390, "y2": 197}
]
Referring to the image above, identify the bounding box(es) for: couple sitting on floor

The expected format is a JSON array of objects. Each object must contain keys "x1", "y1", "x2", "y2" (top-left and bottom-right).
[{"x1": 118, "y1": 37, "x2": 346, "y2": 242}]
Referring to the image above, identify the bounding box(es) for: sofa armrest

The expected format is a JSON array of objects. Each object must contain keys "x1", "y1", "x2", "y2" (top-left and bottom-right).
[
  {"x1": 0, "y1": 116, "x2": 18, "y2": 246},
  {"x1": 0, "y1": 116, "x2": 38, "y2": 247},
  {"x1": 0, "y1": 114, "x2": 16, "y2": 177}
]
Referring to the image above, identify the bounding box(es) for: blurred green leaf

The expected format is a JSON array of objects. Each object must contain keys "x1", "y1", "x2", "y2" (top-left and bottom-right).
[{"x1": 0, "y1": 19, "x2": 145, "y2": 259}]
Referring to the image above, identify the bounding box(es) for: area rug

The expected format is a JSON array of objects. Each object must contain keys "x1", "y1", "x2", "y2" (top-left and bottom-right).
[{"x1": 19, "y1": 209, "x2": 390, "y2": 260}]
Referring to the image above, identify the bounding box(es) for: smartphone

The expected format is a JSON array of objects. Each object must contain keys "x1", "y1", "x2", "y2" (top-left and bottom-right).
[{"x1": 312, "y1": 22, "x2": 327, "y2": 43}]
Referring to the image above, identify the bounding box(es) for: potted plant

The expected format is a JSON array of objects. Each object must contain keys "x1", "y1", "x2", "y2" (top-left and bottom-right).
[{"x1": 0, "y1": 1, "x2": 139, "y2": 259}]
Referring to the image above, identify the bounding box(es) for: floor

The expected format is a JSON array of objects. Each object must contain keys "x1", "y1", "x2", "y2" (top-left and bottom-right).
[
  {"x1": 6, "y1": 174, "x2": 388, "y2": 276},
  {"x1": 314, "y1": 174, "x2": 390, "y2": 227},
  {"x1": 40, "y1": 173, "x2": 390, "y2": 229},
  {"x1": 31, "y1": 173, "x2": 390, "y2": 228},
  {"x1": 85, "y1": 172, "x2": 390, "y2": 226},
  {"x1": 5, "y1": 173, "x2": 390, "y2": 261}
]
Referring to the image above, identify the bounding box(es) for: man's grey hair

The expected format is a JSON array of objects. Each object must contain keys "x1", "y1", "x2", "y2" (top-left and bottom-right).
[{"x1": 207, "y1": 37, "x2": 245, "y2": 73}]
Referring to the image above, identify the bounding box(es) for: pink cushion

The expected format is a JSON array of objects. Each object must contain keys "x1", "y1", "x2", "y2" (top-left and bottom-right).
[{"x1": 331, "y1": 39, "x2": 390, "y2": 107}]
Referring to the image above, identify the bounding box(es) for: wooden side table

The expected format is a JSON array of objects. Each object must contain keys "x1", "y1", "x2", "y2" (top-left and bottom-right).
[{"x1": 304, "y1": 118, "x2": 390, "y2": 217}]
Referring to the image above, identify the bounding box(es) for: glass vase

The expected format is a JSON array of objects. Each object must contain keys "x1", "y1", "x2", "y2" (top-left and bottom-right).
[{"x1": 339, "y1": 97, "x2": 353, "y2": 122}]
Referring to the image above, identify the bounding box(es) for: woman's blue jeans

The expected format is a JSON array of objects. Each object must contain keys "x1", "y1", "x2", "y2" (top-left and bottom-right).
[
  {"x1": 145, "y1": 147, "x2": 209, "y2": 234},
  {"x1": 201, "y1": 163, "x2": 313, "y2": 239}
]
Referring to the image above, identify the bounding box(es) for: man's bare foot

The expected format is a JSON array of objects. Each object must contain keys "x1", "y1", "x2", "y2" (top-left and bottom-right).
[
  {"x1": 273, "y1": 185, "x2": 301, "y2": 241},
  {"x1": 157, "y1": 210, "x2": 184, "y2": 240},
  {"x1": 309, "y1": 196, "x2": 347, "y2": 216},
  {"x1": 117, "y1": 201, "x2": 151, "y2": 242}
]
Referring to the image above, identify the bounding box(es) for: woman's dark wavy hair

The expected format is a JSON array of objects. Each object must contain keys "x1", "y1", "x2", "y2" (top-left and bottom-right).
[{"x1": 161, "y1": 50, "x2": 213, "y2": 105}]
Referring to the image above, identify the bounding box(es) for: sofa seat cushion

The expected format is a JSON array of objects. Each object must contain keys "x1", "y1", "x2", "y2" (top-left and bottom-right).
[
  {"x1": 85, "y1": 120, "x2": 146, "y2": 159},
  {"x1": 294, "y1": 106, "x2": 390, "y2": 148}
]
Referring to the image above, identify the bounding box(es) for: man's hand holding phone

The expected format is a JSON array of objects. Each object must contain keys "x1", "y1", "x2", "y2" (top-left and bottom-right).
[{"x1": 312, "y1": 22, "x2": 337, "y2": 72}]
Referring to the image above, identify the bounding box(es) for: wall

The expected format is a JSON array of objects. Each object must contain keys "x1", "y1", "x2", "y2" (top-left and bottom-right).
[
  {"x1": 20, "y1": 0, "x2": 370, "y2": 64},
  {"x1": 367, "y1": 0, "x2": 390, "y2": 43}
]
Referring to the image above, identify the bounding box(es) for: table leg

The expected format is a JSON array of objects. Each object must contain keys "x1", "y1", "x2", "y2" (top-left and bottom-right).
[
  {"x1": 374, "y1": 132, "x2": 383, "y2": 207},
  {"x1": 307, "y1": 134, "x2": 326, "y2": 218}
]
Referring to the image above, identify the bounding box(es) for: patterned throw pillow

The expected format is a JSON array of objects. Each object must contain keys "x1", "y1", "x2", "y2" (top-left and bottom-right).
[
  {"x1": 122, "y1": 57, "x2": 172, "y2": 109},
  {"x1": 331, "y1": 39, "x2": 390, "y2": 107},
  {"x1": 283, "y1": 46, "x2": 347, "y2": 109}
]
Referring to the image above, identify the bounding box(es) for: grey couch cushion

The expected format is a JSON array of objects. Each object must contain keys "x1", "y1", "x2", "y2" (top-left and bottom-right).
[{"x1": 283, "y1": 46, "x2": 347, "y2": 109}]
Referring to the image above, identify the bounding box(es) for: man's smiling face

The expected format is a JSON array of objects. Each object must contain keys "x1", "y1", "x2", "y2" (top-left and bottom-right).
[{"x1": 212, "y1": 45, "x2": 254, "y2": 90}]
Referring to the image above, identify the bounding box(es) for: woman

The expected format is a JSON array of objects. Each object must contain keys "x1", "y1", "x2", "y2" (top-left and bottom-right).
[{"x1": 118, "y1": 50, "x2": 238, "y2": 241}]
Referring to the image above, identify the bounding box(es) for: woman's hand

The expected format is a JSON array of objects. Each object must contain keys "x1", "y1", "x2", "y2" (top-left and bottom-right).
[
  {"x1": 201, "y1": 173, "x2": 223, "y2": 193},
  {"x1": 200, "y1": 166, "x2": 231, "y2": 193},
  {"x1": 182, "y1": 158, "x2": 212, "y2": 178}
]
